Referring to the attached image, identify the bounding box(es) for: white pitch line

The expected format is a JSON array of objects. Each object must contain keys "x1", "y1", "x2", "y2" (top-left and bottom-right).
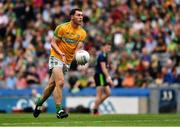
[{"x1": 1, "y1": 119, "x2": 180, "y2": 126}]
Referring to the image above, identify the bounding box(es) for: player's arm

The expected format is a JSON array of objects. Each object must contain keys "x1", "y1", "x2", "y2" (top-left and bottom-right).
[
  {"x1": 76, "y1": 30, "x2": 86, "y2": 51},
  {"x1": 100, "y1": 62, "x2": 110, "y2": 79},
  {"x1": 76, "y1": 41, "x2": 84, "y2": 51},
  {"x1": 51, "y1": 37, "x2": 66, "y2": 63},
  {"x1": 51, "y1": 25, "x2": 66, "y2": 62},
  {"x1": 100, "y1": 62, "x2": 113, "y2": 85},
  {"x1": 51, "y1": 37, "x2": 65, "y2": 56},
  {"x1": 75, "y1": 31, "x2": 87, "y2": 65},
  {"x1": 75, "y1": 41, "x2": 86, "y2": 65}
]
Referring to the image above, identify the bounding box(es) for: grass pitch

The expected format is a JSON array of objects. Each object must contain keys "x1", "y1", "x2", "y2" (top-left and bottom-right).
[{"x1": 0, "y1": 113, "x2": 180, "y2": 126}]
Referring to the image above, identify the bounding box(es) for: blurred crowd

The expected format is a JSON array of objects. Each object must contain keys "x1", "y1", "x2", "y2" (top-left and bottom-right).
[{"x1": 0, "y1": 0, "x2": 180, "y2": 91}]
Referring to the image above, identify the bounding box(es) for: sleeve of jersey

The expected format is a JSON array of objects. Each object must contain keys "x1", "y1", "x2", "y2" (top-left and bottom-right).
[
  {"x1": 99, "y1": 55, "x2": 105, "y2": 62},
  {"x1": 80, "y1": 31, "x2": 87, "y2": 42},
  {"x1": 54, "y1": 25, "x2": 64, "y2": 39}
]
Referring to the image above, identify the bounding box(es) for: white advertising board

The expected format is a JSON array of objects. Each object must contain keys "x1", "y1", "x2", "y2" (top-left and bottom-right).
[{"x1": 66, "y1": 97, "x2": 139, "y2": 114}]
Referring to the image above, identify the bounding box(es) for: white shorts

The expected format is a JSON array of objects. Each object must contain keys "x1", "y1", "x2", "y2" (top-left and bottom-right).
[{"x1": 48, "y1": 56, "x2": 70, "y2": 74}]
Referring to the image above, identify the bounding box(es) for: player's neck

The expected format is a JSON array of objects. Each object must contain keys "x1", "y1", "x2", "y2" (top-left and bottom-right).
[
  {"x1": 102, "y1": 50, "x2": 106, "y2": 54},
  {"x1": 70, "y1": 21, "x2": 79, "y2": 29},
  {"x1": 102, "y1": 48, "x2": 106, "y2": 53}
]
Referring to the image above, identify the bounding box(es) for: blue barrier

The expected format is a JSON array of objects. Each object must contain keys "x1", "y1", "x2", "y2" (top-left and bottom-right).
[
  {"x1": 0, "y1": 87, "x2": 150, "y2": 97},
  {"x1": 0, "y1": 88, "x2": 43, "y2": 96},
  {"x1": 65, "y1": 88, "x2": 150, "y2": 96},
  {"x1": 0, "y1": 88, "x2": 150, "y2": 113}
]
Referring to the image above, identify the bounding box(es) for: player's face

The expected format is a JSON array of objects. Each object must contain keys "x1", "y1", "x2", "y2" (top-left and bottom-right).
[
  {"x1": 105, "y1": 45, "x2": 111, "y2": 52},
  {"x1": 72, "y1": 11, "x2": 83, "y2": 25}
]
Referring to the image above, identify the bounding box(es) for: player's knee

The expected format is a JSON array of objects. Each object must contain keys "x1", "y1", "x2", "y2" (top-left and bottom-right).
[{"x1": 56, "y1": 80, "x2": 64, "y2": 87}]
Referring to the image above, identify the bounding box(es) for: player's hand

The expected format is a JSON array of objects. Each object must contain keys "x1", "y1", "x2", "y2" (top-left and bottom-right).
[
  {"x1": 77, "y1": 60, "x2": 87, "y2": 65},
  {"x1": 106, "y1": 76, "x2": 114, "y2": 86},
  {"x1": 60, "y1": 52, "x2": 67, "y2": 63}
]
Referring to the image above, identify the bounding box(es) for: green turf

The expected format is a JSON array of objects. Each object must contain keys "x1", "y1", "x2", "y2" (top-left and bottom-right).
[{"x1": 0, "y1": 113, "x2": 180, "y2": 126}]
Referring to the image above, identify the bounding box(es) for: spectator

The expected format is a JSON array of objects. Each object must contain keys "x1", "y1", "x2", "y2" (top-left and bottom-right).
[
  {"x1": 135, "y1": 72, "x2": 152, "y2": 88},
  {"x1": 71, "y1": 66, "x2": 95, "y2": 93},
  {"x1": 16, "y1": 72, "x2": 27, "y2": 89},
  {"x1": 0, "y1": 53, "x2": 5, "y2": 88},
  {"x1": 0, "y1": 0, "x2": 179, "y2": 89},
  {"x1": 149, "y1": 54, "x2": 162, "y2": 79},
  {"x1": 122, "y1": 68, "x2": 135, "y2": 88},
  {"x1": 161, "y1": 59, "x2": 177, "y2": 84},
  {"x1": 0, "y1": 3, "x2": 9, "y2": 38},
  {"x1": 153, "y1": 35, "x2": 167, "y2": 53},
  {"x1": 25, "y1": 66, "x2": 40, "y2": 86},
  {"x1": 6, "y1": 69, "x2": 16, "y2": 89}
]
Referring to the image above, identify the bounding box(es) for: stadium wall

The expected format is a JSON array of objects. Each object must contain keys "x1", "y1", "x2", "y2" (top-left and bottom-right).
[{"x1": 0, "y1": 86, "x2": 179, "y2": 114}]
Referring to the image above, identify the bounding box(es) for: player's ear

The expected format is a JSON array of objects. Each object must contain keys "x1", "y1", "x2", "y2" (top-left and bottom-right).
[{"x1": 71, "y1": 15, "x2": 74, "y2": 20}]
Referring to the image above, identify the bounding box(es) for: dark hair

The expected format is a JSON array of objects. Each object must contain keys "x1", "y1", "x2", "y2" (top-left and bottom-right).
[
  {"x1": 69, "y1": 8, "x2": 82, "y2": 16},
  {"x1": 102, "y1": 41, "x2": 112, "y2": 46}
]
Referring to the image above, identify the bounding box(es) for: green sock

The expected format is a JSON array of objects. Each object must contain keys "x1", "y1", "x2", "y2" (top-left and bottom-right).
[
  {"x1": 37, "y1": 97, "x2": 43, "y2": 106},
  {"x1": 56, "y1": 104, "x2": 63, "y2": 113}
]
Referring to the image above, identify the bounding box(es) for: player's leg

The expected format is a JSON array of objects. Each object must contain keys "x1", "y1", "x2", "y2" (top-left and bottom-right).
[
  {"x1": 52, "y1": 67, "x2": 68, "y2": 119},
  {"x1": 99, "y1": 85, "x2": 111, "y2": 104},
  {"x1": 93, "y1": 86, "x2": 103, "y2": 114},
  {"x1": 33, "y1": 73, "x2": 55, "y2": 118},
  {"x1": 93, "y1": 73, "x2": 104, "y2": 114}
]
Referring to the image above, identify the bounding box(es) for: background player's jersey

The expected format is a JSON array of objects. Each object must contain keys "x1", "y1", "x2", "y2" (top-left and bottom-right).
[
  {"x1": 95, "y1": 52, "x2": 108, "y2": 74},
  {"x1": 51, "y1": 22, "x2": 87, "y2": 64}
]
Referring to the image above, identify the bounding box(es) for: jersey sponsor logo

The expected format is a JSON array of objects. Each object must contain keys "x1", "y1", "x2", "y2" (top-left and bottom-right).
[
  {"x1": 77, "y1": 34, "x2": 80, "y2": 38},
  {"x1": 61, "y1": 37, "x2": 79, "y2": 44}
]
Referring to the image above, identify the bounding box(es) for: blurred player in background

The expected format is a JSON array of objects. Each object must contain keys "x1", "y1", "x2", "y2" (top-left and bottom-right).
[
  {"x1": 93, "y1": 42, "x2": 114, "y2": 115},
  {"x1": 33, "y1": 8, "x2": 87, "y2": 119}
]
